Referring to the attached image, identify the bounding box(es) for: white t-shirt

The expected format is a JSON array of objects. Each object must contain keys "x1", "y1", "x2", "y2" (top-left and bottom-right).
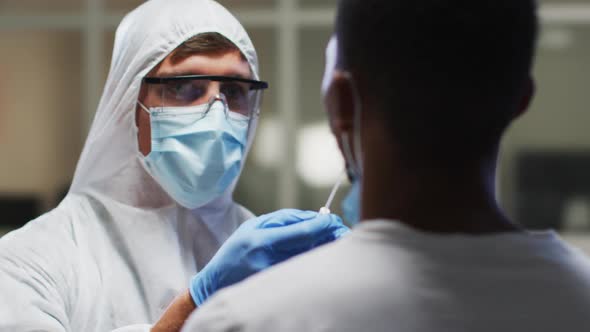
[{"x1": 183, "y1": 220, "x2": 590, "y2": 332}]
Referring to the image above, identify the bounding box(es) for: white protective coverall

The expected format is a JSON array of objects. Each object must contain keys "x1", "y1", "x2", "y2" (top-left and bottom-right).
[{"x1": 0, "y1": 1, "x2": 260, "y2": 331}]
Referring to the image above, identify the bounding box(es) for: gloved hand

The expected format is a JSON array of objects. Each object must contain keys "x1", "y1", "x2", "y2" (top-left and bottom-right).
[{"x1": 189, "y1": 209, "x2": 349, "y2": 306}]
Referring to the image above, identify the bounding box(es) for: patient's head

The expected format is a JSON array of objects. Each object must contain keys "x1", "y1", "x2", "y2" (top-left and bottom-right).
[{"x1": 325, "y1": 0, "x2": 538, "y2": 165}]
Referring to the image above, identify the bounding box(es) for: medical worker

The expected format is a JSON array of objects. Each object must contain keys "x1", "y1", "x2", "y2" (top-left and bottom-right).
[
  {"x1": 0, "y1": 1, "x2": 347, "y2": 331},
  {"x1": 180, "y1": 0, "x2": 590, "y2": 331}
]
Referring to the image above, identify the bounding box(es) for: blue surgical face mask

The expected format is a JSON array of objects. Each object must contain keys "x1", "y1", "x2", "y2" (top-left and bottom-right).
[
  {"x1": 341, "y1": 177, "x2": 361, "y2": 226},
  {"x1": 340, "y1": 130, "x2": 363, "y2": 226},
  {"x1": 137, "y1": 100, "x2": 248, "y2": 209},
  {"x1": 338, "y1": 74, "x2": 363, "y2": 226}
]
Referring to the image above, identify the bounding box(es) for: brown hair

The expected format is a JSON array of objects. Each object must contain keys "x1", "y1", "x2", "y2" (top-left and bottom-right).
[{"x1": 171, "y1": 32, "x2": 243, "y2": 62}]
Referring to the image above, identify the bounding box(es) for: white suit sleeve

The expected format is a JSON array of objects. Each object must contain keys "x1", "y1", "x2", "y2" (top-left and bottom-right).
[
  {"x1": 0, "y1": 226, "x2": 73, "y2": 330},
  {"x1": 111, "y1": 324, "x2": 153, "y2": 332},
  {"x1": 181, "y1": 294, "x2": 243, "y2": 332}
]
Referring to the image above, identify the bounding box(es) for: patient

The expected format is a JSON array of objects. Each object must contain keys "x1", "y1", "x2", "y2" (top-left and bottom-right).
[{"x1": 180, "y1": 0, "x2": 590, "y2": 331}]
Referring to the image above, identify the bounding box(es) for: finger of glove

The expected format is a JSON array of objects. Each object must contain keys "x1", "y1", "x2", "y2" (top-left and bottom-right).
[
  {"x1": 256, "y1": 209, "x2": 318, "y2": 229},
  {"x1": 333, "y1": 225, "x2": 351, "y2": 239},
  {"x1": 307, "y1": 215, "x2": 350, "y2": 247},
  {"x1": 240, "y1": 208, "x2": 313, "y2": 230},
  {"x1": 265, "y1": 213, "x2": 344, "y2": 251}
]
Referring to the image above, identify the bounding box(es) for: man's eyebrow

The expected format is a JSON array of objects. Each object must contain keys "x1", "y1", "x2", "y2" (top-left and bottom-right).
[
  {"x1": 155, "y1": 70, "x2": 249, "y2": 79},
  {"x1": 220, "y1": 73, "x2": 249, "y2": 79}
]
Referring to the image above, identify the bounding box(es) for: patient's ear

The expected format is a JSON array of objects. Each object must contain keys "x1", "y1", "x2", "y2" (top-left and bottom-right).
[
  {"x1": 324, "y1": 70, "x2": 356, "y2": 139},
  {"x1": 515, "y1": 76, "x2": 535, "y2": 119}
]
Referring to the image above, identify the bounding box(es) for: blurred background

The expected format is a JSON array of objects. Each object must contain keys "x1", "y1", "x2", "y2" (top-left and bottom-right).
[{"x1": 0, "y1": 0, "x2": 589, "y2": 252}]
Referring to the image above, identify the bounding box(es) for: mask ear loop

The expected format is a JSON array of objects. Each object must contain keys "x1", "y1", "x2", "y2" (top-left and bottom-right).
[
  {"x1": 134, "y1": 100, "x2": 151, "y2": 154},
  {"x1": 137, "y1": 100, "x2": 151, "y2": 114},
  {"x1": 342, "y1": 72, "x2": 364, "y2": 177},
  {"x1": 134, "y1": 100, "x2": 150, "y2": 144},
  {"x1": 134, "y1": 100, "x2": 154, "y2": 178},
  {"x1": 342, "y1": 132, "x2": 360, "y2": 179}
]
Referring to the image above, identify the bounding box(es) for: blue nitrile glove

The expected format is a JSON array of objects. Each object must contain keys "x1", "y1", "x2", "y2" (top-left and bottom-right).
[{"x1": 189, "y1": 209, "x2": 349, "y2": 306}]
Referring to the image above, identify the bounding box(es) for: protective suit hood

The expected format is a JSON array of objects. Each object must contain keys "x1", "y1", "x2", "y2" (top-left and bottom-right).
[{"x1": 71, "y1": 0, "x2": 260, "y2": 217}]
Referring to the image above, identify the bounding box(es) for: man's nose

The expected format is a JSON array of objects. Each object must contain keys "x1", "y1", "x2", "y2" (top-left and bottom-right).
[{"x1": 207, "y1": 81, "x2": 221, "y2": 97}]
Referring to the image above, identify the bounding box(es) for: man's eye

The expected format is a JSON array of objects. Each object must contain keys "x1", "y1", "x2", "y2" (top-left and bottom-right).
[
  {"x1": 221, "y1": 83, "x2": 247, "y2": 100},
  {"x1": 166, "y1": 82, "x2": 206, "y2": 102},
  {"x1": 169, "y1": 83, "x2": 190, "y2": 97}
]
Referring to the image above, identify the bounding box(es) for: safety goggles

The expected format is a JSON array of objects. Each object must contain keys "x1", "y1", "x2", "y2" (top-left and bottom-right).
[{"x1": 142, "y1": 75, "x2": 268, "y2": 119}]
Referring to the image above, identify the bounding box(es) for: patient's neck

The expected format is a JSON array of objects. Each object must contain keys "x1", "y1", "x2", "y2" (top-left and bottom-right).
[{"x1": 360, "y1": 139, "x2": 520, "y2": 234}]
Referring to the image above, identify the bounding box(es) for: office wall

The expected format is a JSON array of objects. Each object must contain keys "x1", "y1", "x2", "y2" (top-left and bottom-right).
[
  {"x1": 499, "y1": 25, "x2": 590, "y2": 219},
  {"x1": 0, "y1": 31, "x2": 82, "y2": 209}
]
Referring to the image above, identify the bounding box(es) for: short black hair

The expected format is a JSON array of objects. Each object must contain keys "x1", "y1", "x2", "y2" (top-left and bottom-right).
[{"x1": 336, "y1": 0, "x2": 538, "y2": 161}]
